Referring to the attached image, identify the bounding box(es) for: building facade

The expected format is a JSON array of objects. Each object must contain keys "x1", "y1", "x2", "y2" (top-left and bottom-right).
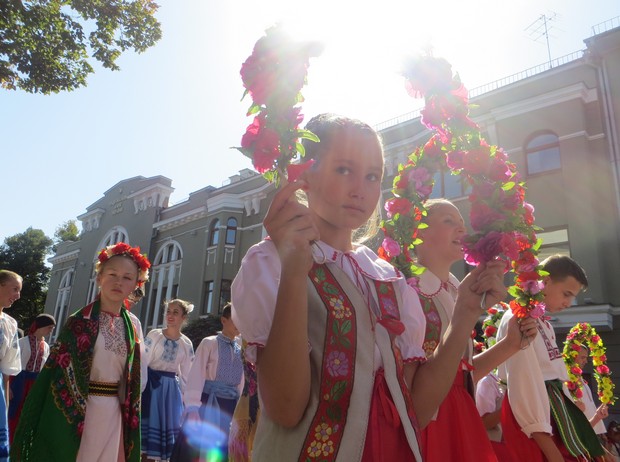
[{"x1": 46, "y1": 21, "x2": 620, "y2": 388}]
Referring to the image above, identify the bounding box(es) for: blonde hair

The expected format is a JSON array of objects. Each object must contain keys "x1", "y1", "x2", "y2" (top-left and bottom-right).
[
  {"x1": 0, "y1": 270, "x2": 22, "y2": 285},
  {"x1": 165, "y1": 299, "x2": 194, "y2": 316}
]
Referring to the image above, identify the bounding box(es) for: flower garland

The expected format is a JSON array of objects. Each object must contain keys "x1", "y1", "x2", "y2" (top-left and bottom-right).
[
  {"x1": 238, "y1": 25, "x2": 322, "y2": 185},
  {"x1": 481, "y1": 301, "x2": 510, "y2": 349},
  {"x1": 562, "y1": 322, "x2": 616, "y2": 405},
  {"x1": 378, "y1": 55, "x2": 546, "y2": 318},
  {"x1": 96, "y1": 242, "x2": 151, "y2": 286}
]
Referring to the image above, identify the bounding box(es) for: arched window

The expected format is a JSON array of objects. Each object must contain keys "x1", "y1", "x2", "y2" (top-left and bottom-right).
[
  {"x1": 53, "y1": 269, "x2": 74, "y2": 339},
  {"x1": 209, "y1": 219, "x2": 220, "y2": 246},
  {"x1": 145, "y1": 241, "x2": 183, "y2": 330},
  {"x1": 525, "y1": 132, "x2": 561, "y2": 175},
  {"x1": 87, "y1": 227, "x2": 130, "y2": 303},
  {"x1": 225, "y1": 217, "x2": 237, "y2": 245}
]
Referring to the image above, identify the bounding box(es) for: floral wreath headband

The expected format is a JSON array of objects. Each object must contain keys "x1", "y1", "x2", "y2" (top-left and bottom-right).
[{"x1": 96, "y1": 242, "x2": 151, "y2": 286}]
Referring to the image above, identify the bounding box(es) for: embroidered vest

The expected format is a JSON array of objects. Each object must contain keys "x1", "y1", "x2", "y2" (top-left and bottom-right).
[{"x1": 251, "y1": 263, "x2": 422, "y2": 462}]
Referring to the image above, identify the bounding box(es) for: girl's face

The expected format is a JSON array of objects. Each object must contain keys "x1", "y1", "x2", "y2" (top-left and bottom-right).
[
  {"x1": 418, "y1": 203, "x2": 466, "y2": 265},
  {"x1": 0, "y1": 277, "x2": 21, "y2": 309},
  {"x1": 305, "y1": 133, "x2": 384, "y2": 244},
  {"x1": 165, "y1": 303, "x2": 186, "y2": 329},
  {"x1": 96, "y1": 256, "x2": 139, "y2": 307},
  {"x1": 542, "y1": 275, "x2": 582, "y2": 313}
]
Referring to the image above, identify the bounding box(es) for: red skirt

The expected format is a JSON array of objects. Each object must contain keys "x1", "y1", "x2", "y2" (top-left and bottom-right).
[
  {"x1": 362, "y1": 368, "x2": 417, "y2": 462},
  {"x1": 421, "y1": 370, "x2": 497, "y2": 462},
  {"x1": 501, "y1": 394, "x2": 586, "y2": 462}
]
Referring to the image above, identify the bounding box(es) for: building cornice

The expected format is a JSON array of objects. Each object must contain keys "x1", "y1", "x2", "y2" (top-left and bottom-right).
[
  {"x1": 153, "y1": 206, "x2": 208, "y2": 232},
  {"x1": 48, "y1": 249, "x2": 80, "y2": 265},
  {"x1": 128, "y1": 183, "x2": 174, "y2": 214}
]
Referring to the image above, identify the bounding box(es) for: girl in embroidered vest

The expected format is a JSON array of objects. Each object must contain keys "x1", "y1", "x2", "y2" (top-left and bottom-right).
[
  {"x1": 171, "y1": 303, "x2": 244, "y2": 461},
  {"x1": 414, "y1": 199, "x2": 537, "y2": 461},
  {"x1": 231, "y1": 113, "x2": 509, "y2": 462},
  {"x1": 141, "y1": 299, "x2": 195, "y2": 462},
  {"x1": 8, "y1": 313, "x2": 55, "y2": 443},
  {"x1": 11, "y1": 242, "x2": 150, "y2": 462},
  {"x1": 0, "y1": 270, "x2": 23, "y2": 461},
  {"x1": 497, "y1": 255, "x2": 606, "y2": 462}
]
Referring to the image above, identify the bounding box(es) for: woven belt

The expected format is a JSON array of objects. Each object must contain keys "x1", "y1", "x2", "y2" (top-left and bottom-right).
[{"x1": 89, "y1": 380, "x2": 119, "y2": 397}]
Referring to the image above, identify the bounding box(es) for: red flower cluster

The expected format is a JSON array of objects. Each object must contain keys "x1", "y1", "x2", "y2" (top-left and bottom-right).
[
  {"x1": 238, "y1": 26, "x2": 321, "y2": 185},
  {"x1": 381, "y1": 55, "x2": 544, "y2": 318}
]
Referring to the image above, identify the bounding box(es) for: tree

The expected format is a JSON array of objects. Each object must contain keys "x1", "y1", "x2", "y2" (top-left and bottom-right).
[
  {"x1": 0, "y1": 0, "x2": 162, "y2": 94},
  {"x1": 53, "y1": 219, "x2": 79, "y2": 252},
  {"x1": 0, "y1": 227, "x2": 53, "y2": 329},
  {"x1": 182, "y1": 315, "x2": 222, "y2": 350}
]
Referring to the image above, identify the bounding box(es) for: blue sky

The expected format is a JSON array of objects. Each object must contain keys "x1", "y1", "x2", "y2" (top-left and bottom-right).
[{"x1": 1, "y1": 0, "x2": 618, "y2": 243}]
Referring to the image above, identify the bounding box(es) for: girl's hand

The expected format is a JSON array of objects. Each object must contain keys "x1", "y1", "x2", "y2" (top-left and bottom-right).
[
  {"x1": 264, "y1": 181, "x2": 320, "y2": 275},
  {"x1": 597, "y1": 404, "x2": 609, "y2": 419},
  {"x1": 457, "y1": 261, "x2": 507, "y2": 319}
]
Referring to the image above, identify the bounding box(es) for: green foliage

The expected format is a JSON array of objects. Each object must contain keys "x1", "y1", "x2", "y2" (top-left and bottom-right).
[
  {"x1": 0, "y1": 227, "x2": 53, "y2": 329},
  {"x1": 182, "y1": 314, "x2": 222, "y2": 350},
  {"x1": 0, "y1": 0, "x2": 162, "y2": 94},
  {"x1": 52, "y1": 219, "x2": 79, "y2": 252}
]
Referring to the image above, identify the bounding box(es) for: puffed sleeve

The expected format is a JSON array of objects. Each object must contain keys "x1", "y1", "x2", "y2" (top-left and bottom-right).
[
  {"x1": 178, "y1": 335, "x2": 195, "y2": 395},
  {"x1": 497, "y1": 311, "x2": 552, "y2": 436},
  {"x1": 231, "y1": 240, "x2": 280, "y2": 364},
  {"x1": 395, "y1": 278, "x2": 427, "y2": 363},
  {"x1": 0, "y1": 318, "x2": 21, "y2": 376},
  {"x1": 184, "y1": 336, "x2": 216, "y2": 410},
  {"x1": 476, "y1": 374, "x2": 499, "y2": 416}
]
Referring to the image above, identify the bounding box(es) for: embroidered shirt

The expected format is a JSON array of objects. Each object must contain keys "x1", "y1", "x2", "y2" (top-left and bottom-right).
[
  {"x1": 143, "y1": 329, "x2": 194, "y2": 394},
  {"x1": 231, "y1": 239, "x2": 426, "y2": 367}
]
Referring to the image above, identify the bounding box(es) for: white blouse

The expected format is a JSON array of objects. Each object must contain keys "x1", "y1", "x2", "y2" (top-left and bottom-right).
[
  {"x1": 0, "y1": 312, "x2": 21, "y2": 376},
  {"x1": 18, "y1": 335, "x2": 50, "y2": 371},
  {"x1": 497, "y1": 309, "x2": 569, "y2": 437},
  {"x1": 231, "y1": 239, "x2": 426, "y2": 367},
  {"x1": 143, "y1": 329, "x2": 194, "y2": 394}
]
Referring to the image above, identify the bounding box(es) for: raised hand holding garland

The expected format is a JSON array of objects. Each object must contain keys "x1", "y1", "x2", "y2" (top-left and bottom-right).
[
  {"x1": 379, "y1": 55, "x2": 546, "y2": 319},
  {"x1": 238, "y1": 25, "x2": 322, "y2": 185}
]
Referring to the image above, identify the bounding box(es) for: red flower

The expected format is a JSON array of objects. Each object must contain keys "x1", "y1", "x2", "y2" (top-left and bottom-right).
[
  {"x1": 509, "y1": 300, "x2": 528, "y2": 319},
  {"x1": 484, "y1": 325, "x2": 497, "y2": 338},
  {"x1": 57, "y1": 352, "x2": 71, "y2": 368},
  {"x1": 77, "y1": 333, "x2": 91, "y2": 352},
  {"x1": 597, "y1": 365, "x2": 610, "y2": 375},
  {"x1": 241, "y1": 115, "x2": 280, "y2": 173},
  {"x1": 462, "y1": 146, "x2": 492, "y2": 176},
  {"x1": 385, "y1": 197, "x2": 412, "y2": 218}
]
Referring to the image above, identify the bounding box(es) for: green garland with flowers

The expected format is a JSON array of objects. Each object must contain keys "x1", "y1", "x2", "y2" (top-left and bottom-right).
[
  {"x1": 237, "y1": 25, "x2": 322, "y2": 185},
  {"x1": 562, "y1": 322, "x2": 616, "y2": 405},
  {"x1": 379, "y1": 55, "x2": 546, "y2": 319}
]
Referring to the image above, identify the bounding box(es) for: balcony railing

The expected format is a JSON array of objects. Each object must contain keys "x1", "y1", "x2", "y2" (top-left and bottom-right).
[{"x1": 591, "y1": 16, "x2": 620, "y2": 36}]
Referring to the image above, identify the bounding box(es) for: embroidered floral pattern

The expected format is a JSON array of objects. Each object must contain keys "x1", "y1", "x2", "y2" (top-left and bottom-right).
[
  {"x1": 100, "y1": 312, "x2": 128, "y2": 358},
  {"x1": 161, "y1": 338, "x2": 179, "y2": 363},
  {"x1": 300, "y1": 264, "x2": 357, "y2": 461},
  {"x1": 419, "y1": 296, "x2": 442, "y2": 358}
]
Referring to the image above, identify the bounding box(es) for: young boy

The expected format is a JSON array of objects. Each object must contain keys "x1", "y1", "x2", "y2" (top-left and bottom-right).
[{"x1": 497, "y1": 255, "x2": 605, "y2": 461}]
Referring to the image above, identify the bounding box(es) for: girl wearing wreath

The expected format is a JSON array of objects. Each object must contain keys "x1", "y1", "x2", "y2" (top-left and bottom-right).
[{"x1": 12, "y1": 242, "x2": 150, "y2": 462}]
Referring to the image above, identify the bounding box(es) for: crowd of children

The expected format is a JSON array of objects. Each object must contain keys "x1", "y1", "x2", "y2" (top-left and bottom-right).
[{"x1": 0, "y1": 114, "x2": 617, "y2": 462}]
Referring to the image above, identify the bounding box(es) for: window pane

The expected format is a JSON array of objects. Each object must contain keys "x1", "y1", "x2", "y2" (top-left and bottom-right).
[
  {"x1": 210, "y1": 220, "x2": 220, "y2": 246},
  {"x1": 444, "y1": 172, "x2": 463, "y2": 199},
  {"x1": 429, "y1": 171, "x2": 441, "y2": 199},
  {"x1": 527, "y1": 133, "x2": 558, "y2": 149},
  {"x1": 527, "y1": 147, "x2": 561, "y2": 174}
]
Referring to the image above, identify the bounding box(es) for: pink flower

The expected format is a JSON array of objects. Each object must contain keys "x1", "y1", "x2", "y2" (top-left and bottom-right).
[
  {"x1": 591, "y1": 335, "x2": 601, "y2": 344},
  {"x1": 446, "y1": 150, "x2": 465, "y2": 170},
  {"x1": 470, "y1": 202, "x2": 506, "y2": 231},
  {"x1": 522, "y1": 279, "x2": 544, "y2": 296},
  {"x1": 384, "y1": 198, "x2": 412, "y2": 218},
  {"x1": 528, "y1": 302, "x2": 546, "y2": 319},
  {"x1": 571, "y1": 366, "x2": 583, "y2": 376},
  {"x1": 407, "y1": 167, "x2": 430, "y2": 188},
  {"x1": 381, "y1": 237, "x2": 401, "y2": 257},
  {"x1": 240, "y1": 116, "x2": 280, "y2": 173},
  {"x1": 326, "y1": 351, "x2": 349, "y2": 378},
  {"x1": 287, "y1": 159, "x2": 315, "y2": 183},
  {"x1": 523, "y1": 202, "x2": 535, "y2": 225},
  {"x1": 597, "y1": 365, "x2": 610, "y2": 375},
  {"x1": 77, "y1": 333, "x2": 91, "y2": 352},
  {"x1": 57, "y1": 352, "x2": 71, "y2": 368}
]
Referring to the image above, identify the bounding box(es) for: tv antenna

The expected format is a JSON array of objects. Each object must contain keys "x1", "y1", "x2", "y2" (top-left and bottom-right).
[{"x1": 525, "y1": 12, "x2": 558, "y2": 67}]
